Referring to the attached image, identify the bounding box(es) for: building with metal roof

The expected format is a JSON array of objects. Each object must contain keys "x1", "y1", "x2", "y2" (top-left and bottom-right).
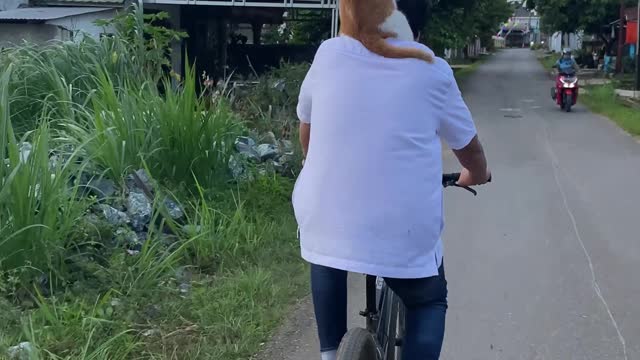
[
  {"x1": 0, "y1": 7, "x2": 116, "y2": 47},
  {"x1": 0, "y1": 7, "x2": 113, "y2": 21}
]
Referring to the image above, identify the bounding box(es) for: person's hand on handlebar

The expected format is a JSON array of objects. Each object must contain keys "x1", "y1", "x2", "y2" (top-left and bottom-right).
[
  {"x1": 456, "y1": 167, "x2": 491, "y2": 187},
  {"x1": 452, "y1": 135, "x2": 491, "y2": 187}
]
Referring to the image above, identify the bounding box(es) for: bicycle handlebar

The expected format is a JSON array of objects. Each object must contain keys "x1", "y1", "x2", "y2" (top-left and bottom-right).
[{"x1": 442, "y1": 173, "x2": 491, "y2": 196}]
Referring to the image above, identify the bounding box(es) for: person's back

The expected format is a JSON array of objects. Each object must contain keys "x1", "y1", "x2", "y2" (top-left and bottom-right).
[
  {"x1": 294, "y1": 36, "x2": 476, "y2": 277},
  {"x1": 294, "y1": 2, "x2": 490, "y2": 360}
]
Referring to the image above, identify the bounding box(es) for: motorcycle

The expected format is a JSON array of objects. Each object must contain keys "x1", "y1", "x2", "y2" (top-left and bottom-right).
[{"x1": 551, "y1": 72, "x2": 579, "y2": 112}]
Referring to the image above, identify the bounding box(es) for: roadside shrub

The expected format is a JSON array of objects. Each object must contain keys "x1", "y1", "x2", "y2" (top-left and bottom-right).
[
  {"x1": 150, "y1": 62, "x2": 243, "y2": 187},
  {"x1": 63, "y1": 63, "x2": 242, "y2": 187},
  {"x1": 0, "y1": 5, "x2": 306, "y2": 360},
  {"x1": 0, "y1": 66, "x2": 87, "y2": 273},
  {"x1": 233, "y1": 62, "x2": 310, "y2": 138}
]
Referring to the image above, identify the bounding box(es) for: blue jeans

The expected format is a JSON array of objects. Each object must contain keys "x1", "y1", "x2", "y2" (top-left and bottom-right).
[{"x1": 311, "y1": 263, "x2": 448, "y2": 360}]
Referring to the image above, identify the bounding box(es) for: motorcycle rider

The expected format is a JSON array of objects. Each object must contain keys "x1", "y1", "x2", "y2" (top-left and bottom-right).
[
  {"x1": 551, "y1": 48, "x2": 580, "y2": 103},
  {"x1": 554, "y1": 48, "x2": 580, "y2": 75}
]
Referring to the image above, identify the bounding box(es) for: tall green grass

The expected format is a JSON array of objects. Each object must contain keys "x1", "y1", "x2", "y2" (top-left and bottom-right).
[
  {"x1": 582, "y1": 85, "x2": 640, "y2": 136},
  {"x1": 0, "y1": 66, "x2": 87, "y2": 273},
  {"x1": 0, "y1": 5, "x2": 182, "y2": 134},
  {"x1": 61, "y1": 63, "x2": 243, "y2": 186},
  {"x1": 233, "y1": 62, "x2": 310, "y2": 136},
  {"x1": 0, "y1": 5, "x2": 307, "y2": 359},
  {"x1": 151, "y1": 62, "x2": 242, "y2": 187}
]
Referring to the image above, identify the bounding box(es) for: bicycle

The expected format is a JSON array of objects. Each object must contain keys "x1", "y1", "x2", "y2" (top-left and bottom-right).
[{"x1": 336, "y1": 173, "x2": 486, "y2": 360}]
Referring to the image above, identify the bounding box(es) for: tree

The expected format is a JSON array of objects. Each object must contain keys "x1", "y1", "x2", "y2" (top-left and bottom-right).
[
  {"x1": 531, "y1": 0, "x2": 634, "y2": 35},
  {"x1": 530, "y1": 0, "x2": 635, "y2": 52},
  {"x1": 424, "y1": 0, "x2": 512, "y2": 55}
]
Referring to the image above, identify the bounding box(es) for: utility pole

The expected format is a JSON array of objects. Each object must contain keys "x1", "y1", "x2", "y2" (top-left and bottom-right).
[
  {"x1": 617, "y1": 0, "x2": 625, "y2": 73},
  {"x1": 635, "y1": 0, "x2": 640, "y2": 91}
]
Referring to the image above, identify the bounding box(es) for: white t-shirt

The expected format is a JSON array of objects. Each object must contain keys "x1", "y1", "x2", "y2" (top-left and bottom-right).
[{"x1": 293, "y1": 36, "x2": 477, "y2": 279}]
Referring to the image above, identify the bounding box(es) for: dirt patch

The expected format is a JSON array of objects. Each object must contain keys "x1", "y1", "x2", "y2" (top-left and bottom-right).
[{"x1": 252, "y1": 296, "x2": 317, "y2": 360}]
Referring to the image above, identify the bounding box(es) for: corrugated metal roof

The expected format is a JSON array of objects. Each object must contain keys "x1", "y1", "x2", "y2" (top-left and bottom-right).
[
  {"x1": 35, "y1": 0, "x2": 124, "y2": 4},
  {"x1": 0, "y1": 7, "x2": 113, "y2": 21}
]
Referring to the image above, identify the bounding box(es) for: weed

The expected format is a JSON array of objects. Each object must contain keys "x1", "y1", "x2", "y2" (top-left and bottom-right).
[
  {"x1": 233, "y1": 62, "x2": 310, "y2": 137},
  {"x1": 0, "y1": 66, "x2": 88, "y2": 274},
  {"x1": 582, "y1": 85, "x2": 640, "y2": 136},
  {"x1": 0, "y1": 7, "x2": 306, "y2": 360}
]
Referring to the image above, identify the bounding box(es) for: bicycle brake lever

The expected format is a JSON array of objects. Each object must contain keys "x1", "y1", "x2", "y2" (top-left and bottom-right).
[{"x1": 455, "y1": 184, "x2": 478, "y2": 196}]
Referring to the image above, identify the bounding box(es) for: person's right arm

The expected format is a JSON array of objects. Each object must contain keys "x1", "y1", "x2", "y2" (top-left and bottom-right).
[
  {"x1": 297, "y1": 56, "x2": 317, "y2": 163},
  {"x1": 453, "y1": 135, "x2": 490, "y2": 186},
  {"x1": 439, "y1": 76, "x2": 491, "y2": 186}
]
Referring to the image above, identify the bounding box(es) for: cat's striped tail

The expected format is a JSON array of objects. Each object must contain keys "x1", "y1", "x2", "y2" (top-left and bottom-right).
[{"x1": 361, "y1": 35, "x2": 434, "y2": 63}]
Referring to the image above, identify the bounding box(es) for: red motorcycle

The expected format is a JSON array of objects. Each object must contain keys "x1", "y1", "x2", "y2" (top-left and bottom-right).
[{"x1": 551, "y1": 72, "x2": 579, "y2": 112}]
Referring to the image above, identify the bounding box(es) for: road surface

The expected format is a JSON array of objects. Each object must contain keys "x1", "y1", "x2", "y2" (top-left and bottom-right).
[{"x1": 257, "y1": 49, "x2": 640, "y2": 360}]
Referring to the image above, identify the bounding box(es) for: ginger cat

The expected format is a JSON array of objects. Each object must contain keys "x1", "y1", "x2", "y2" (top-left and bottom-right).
[{"x1": 339, "y1": 0, "x2": 434, "y2": 63}]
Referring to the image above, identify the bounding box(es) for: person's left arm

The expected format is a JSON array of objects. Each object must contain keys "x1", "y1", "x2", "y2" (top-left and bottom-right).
[
  {"x1": 573, "y1": 58, "x2": 580, "y2": 72},
  {"x1": 299, "y1": 122, "x2": 310, "y2": 158}
]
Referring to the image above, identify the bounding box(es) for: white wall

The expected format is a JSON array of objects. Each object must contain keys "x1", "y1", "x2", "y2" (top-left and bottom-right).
[
  {"x1": 550, "y1": 31, "x2": 583, "y2": 52},
  {"x1": 46, "y1": 9, "x2": 117, "y2": 40},
  {"x1": 0, "y1": 0, "x2": 28, "y2": 11}
]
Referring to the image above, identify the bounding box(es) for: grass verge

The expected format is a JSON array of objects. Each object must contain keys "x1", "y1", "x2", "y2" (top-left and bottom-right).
[
  {"x1": 581, "y1": 85, "x2": 640, "y2": 137},
  {"x1": 453, "y1": 55, "x2": 489, "y2": 82},
  {"x1": 538, "y1": 54, "x2": 556, "y2": 71},
  {"x1": 0, "y1": 177, "x2": 307, "y2": 360}
]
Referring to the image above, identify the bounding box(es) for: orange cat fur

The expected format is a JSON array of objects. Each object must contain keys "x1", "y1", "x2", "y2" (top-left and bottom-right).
[{"x1": 339, "y1": 0, "x2": 434, "y2": 63}]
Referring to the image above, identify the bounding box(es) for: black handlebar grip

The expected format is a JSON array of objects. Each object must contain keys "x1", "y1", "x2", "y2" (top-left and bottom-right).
[
  {"x1": 442, "y1": 173, "x2": 461, "y2": 187},
  {"x1": 442, "y1": 173, "x2": 492, "y2": 187}
]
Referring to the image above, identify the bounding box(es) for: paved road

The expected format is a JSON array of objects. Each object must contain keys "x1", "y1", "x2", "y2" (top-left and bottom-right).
[{"x1": 258, "y1": 49, "x2": 640, "y2": 360}]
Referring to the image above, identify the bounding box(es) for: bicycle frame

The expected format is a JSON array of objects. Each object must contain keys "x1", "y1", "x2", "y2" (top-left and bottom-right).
[{"x1": 361, "y1": 275, "x2": 405, "y2": 360}]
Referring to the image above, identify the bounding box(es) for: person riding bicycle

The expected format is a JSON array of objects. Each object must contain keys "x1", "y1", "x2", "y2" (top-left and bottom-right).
[
  {"x1": 554, "y1": 48, "x2": 580, "y2": 75},
  {"x1": 293, "y1": 1, "x2": 491, "y2": 359}
]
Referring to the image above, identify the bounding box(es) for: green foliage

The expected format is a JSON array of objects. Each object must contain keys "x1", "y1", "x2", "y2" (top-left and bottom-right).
[
  {"x1": 62, "y1": 72, "x2": 156, "y2": 182},
  {"x1": 151, "y1": 62, "x2": 242, "y2": 187},
  {"x1": 95, "y1": 5, "x2": 188, "y2": 81},
  {"x1": 0, "y1": 6, "x2": 185, "y2": 135},
  {"x1": 425, "y1": 0, "x2": 512, "y2": 55},
  {"x1": 530, "y1": 0, "x2": 636, "y2": 35},
  {"x1": 582, "y1": 84, "x2": 640, "y2": 136},
  {"x1": 234, "y1": 62, "x2": 310, "y2": 137},
  {"x1": 61, "y1": 62, "x2": 242, "y2": 187},
  {"x1": 539, "y1": 54, "x2": 558, "y2": 69},
  {"x1": 0, "y1": 66, "x2": 87, "y2": 273},
  {"x1": 0, "y1": 4, "x2": 306, "y2": 360},
  {"x1": 288, "y1": 11, "x2": 332, "y2": 46}
]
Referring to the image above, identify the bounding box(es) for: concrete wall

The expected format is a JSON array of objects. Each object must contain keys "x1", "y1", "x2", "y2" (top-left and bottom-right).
[
  {"x1": 0, "y1": 23, "x2": 61, "y2": 47},
  {"x1": 550, "y1": 31, "x2": 583, "y2": 53},
  {"x1": 46, "y1": 9, "x2": 117, "y2": 40}
]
